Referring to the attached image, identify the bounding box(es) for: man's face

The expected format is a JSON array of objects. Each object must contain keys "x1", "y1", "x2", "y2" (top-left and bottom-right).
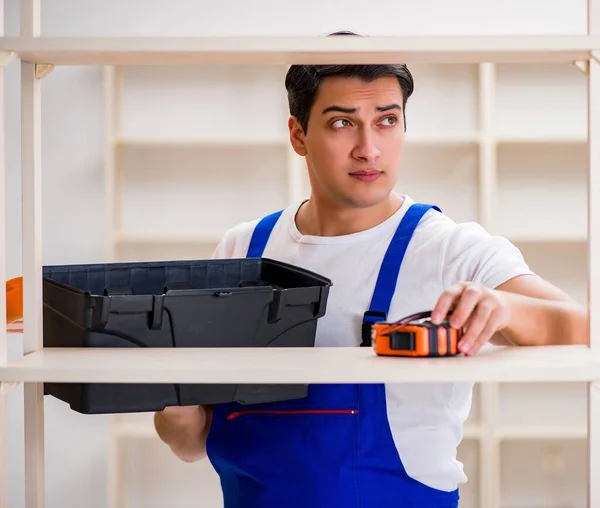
[{"x1": 290, "y1": 76, "x2": 405, "y2": 209}]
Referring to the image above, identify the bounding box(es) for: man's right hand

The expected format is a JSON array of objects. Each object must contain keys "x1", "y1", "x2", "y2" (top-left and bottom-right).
[{"x1": 153, "y1": 404, "x2": 212, "y2": 463}]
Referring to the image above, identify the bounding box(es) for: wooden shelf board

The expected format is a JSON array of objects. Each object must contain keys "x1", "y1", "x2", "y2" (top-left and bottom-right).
[
  {"x1": 497, "y1": 425, "x2": 588, "y2": 440},
  {"x1": 405, "y1": 133, "x2": 481, "y2": 145},
  {"x1": 115, "y1": 136, "x2": 287, "y2": 147},
  {"x1": 495, "y1": 134, "x2": 587, "y2": 144},
  {"x1": 114, "y1": 231, "x2": 222, "y2": 244},
  {"x1": 506, "y1": 235, "x2": 588, "y2": 243},
  {"x1": 0, "y1": 345, "x2": 598, "y2": 384},
  {"x1": 1, "y1": 36, "x2": 598, "y2": 66}
]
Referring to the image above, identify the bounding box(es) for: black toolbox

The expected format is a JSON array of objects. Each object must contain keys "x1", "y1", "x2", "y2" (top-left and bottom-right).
[{"x1": 41, "y1": 257, "x2": 332, "y2": 414}]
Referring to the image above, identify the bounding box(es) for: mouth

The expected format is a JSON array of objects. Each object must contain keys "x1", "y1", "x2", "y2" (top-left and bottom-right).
[{"x1": 349, "y1": 169, "x2": 383, "y2": 182}]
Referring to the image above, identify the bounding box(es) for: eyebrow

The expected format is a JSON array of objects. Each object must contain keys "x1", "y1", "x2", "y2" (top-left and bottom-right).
[{"x1": 321, "y1": 103, "x2": 402, "y2": 115}]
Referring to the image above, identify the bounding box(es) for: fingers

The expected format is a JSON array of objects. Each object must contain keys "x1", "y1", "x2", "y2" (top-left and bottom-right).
[
  {"x1": 458, "y1": 300, "x2": 495, "y2": 355},
  {"x1": 447, "y1": 284, "x2": 484, "y2": 329},
  {"x1": 432, "y1": 282, "x2": 508, "y2": 356},
  {"x1": 470, "y1": 318, "x2": 501, "y2": 355},
  {"x1": 431, "y1": 282, "x2": 467, "y2": 324}
]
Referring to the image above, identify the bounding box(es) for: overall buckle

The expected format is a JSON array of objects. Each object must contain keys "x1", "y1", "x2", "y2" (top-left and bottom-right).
[{"x1": 361, "y1": 310, "x2": 387, "y2": 347}]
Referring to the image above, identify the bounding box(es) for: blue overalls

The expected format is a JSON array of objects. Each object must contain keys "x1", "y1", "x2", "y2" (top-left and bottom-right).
[{"x1": 206, "y1": 203, "x2": 460, "y2": 508}]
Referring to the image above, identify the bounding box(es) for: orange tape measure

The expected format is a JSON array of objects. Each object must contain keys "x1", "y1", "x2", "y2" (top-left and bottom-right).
[{"x1": 372, "y1": 310, "x2": 463, "y2": 357}]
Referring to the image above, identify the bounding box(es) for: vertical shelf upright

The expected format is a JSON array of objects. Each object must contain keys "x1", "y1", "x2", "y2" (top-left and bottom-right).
[
  {"x1": 587, "y1": 0, "x2": 600, "y2": 506},
  {"x1": 0, "y1": 0, "x2": 8, "y2": 505},
  {"x1": 20, "y1": 1, "x2": 45, "y2": 507},
  {"x1": 476, "y1": 61, "x2": 502, "y2": 508},
  {"x1": 103, "y1": 58, "x2": 596, "y2": 508}
]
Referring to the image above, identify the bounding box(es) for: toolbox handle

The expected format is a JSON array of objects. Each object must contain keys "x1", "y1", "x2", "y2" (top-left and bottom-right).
[
  {"x1": 103, "y1": 285, "x2": 133, "y2": 296},
  {"x1": 164, "y1": 282, "x2": 192, "y2": 292}
]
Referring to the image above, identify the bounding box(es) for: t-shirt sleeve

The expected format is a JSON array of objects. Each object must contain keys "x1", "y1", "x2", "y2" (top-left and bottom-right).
[
  {"x1": 211, "y1": 220, "x2": 257, "y2": 260},
  {"x1": 211, "y1": 229, "x2": 234, "y2": 259},
  {"x1": 441, "y1": 222, "x2": 535, "y2": 290}
]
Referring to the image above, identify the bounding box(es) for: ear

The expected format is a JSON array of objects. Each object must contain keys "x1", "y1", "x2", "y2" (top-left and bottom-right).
[{"x1": 288, "y1": 116, "x2": 307, "y2": 157}]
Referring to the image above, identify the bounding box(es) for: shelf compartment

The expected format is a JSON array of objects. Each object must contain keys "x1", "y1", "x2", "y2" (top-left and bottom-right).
[
  {"x1": 402, "y1": 63, "x2": 479, "y2": 138},
  {"x1": 114, "y1": 237, "x2": 220, "y2": 263},
  {"x1": 396, "y1": 144, "x2": 479, "y2": 223},
  {"x1": 456, "y1": 439, "x2": 480, "y2": 508},
  {"x1": 2, "y1": 36, "x2": 598, "y2": 65},
  {"x1": 118, "y1": 65, "x2": 288, "y2": 142},
  {"x1": 125, "y1": 438, "x2": 223, "y2": 508},
  {"x1": 117, "y1": 143, "x2": 289, "y2": 240},
  {"x1": 498, "y1": 381, "x2": 588, "y2": 431},
  {"x1": 1, "y1": 345, "x2": 598, "y2": 385},
  {"x1": 512, "y1": 240, "x2": 588, "y2": 305},
  {"x1": 500, "y1": 440, "x2": 587, "y2": 508},
  {"x1": 495, "y1": 142, "x2": 588, "y2": 241},
  {"x1": 494, "y1": 62, "x2": 588, "y2": 140}
]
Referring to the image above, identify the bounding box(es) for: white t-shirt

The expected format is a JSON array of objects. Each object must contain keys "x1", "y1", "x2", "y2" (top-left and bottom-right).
[{"x1": 212, "y1": 194, "x2": 534, "y2": 492}]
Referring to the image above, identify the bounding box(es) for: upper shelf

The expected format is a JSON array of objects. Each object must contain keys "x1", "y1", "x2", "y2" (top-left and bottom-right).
[
  {"x1": 0, "y1": 345, "x2": 598, "y2": 384},
  {"x1": 1, "y1": 36, "x2": 599, "y2": 66}
]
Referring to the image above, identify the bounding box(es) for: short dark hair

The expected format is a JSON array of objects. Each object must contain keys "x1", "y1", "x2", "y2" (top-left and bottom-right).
[{"x1": 285, "y1": 31, "x2": 415, "y2": 133}]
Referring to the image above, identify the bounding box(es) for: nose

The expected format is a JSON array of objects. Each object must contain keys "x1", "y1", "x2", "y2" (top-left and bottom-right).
[{"x1": 351, "y1": 128, "x2": 381, "y2": 163}]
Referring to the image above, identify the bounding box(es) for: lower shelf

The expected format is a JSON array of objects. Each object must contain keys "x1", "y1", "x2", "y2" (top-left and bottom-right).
[
  {"x1": 456, "y1": 439, "x2": 480, "y2": 508},
  {"x1": 499, "y1": 439, "x2": 587, "y2": 508},
  {"x1": 122, "y1": 436, "x2": 224, "y2": 508},
  {"x1": 111, "y1": 419, "x2": 588, "y2": 508}
]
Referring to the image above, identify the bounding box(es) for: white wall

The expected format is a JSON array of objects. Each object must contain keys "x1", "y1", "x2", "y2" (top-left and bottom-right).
[{"x1": 3, "y1": 1, "x2": 589, "y2": 507}]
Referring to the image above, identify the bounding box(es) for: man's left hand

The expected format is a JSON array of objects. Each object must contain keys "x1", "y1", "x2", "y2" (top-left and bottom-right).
[{"x1": 431, "y1": 281, "x2": 510, "y2": 356}]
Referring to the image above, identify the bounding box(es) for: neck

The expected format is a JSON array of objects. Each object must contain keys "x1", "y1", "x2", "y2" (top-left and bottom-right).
[{"x1": 295, "y1": 193, "x2": 405, "y2": 237}]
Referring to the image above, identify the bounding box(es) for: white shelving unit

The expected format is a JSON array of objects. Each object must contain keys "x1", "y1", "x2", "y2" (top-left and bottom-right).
[
  {"x1": 1, "y1": 2, "x2": 600, "y2": 508},
  {"x1": 100, "y1": 57, "x2": 596, "y2": 507}
]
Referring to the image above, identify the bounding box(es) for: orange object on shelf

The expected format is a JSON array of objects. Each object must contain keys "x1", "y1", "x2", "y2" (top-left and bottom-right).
[
  {"x1": 372, "y1": 310, "x2": 462, "y2": 357},
  {"x1": 6, "y1": 276, "x2": 24, "y2": 333}
]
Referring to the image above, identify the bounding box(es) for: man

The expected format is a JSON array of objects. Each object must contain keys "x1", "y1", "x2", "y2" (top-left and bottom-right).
[{"x1": 154, "y1": 33, "x2": 588, "y2": 507}]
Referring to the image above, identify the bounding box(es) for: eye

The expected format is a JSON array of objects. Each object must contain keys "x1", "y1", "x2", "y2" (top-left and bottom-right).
[
  {"x1": 331, "y1": 119, "x2": 352, "y2": 128},
  {"x1": 380, "y1": 116, "x2": 398, "y2": 127}
]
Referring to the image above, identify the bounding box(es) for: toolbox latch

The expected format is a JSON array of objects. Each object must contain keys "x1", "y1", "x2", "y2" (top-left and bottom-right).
[{"x1": 150, "y1": 295, "x2": 164, "y2": 330}]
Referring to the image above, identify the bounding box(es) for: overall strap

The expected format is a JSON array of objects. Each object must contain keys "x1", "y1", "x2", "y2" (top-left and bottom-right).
[
  {"x1": 246, "y1": 210, "x2": 284, "y2": 258},
  {"x1": 361, "y1": 203, "x2": 441, "y2": 346}
]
